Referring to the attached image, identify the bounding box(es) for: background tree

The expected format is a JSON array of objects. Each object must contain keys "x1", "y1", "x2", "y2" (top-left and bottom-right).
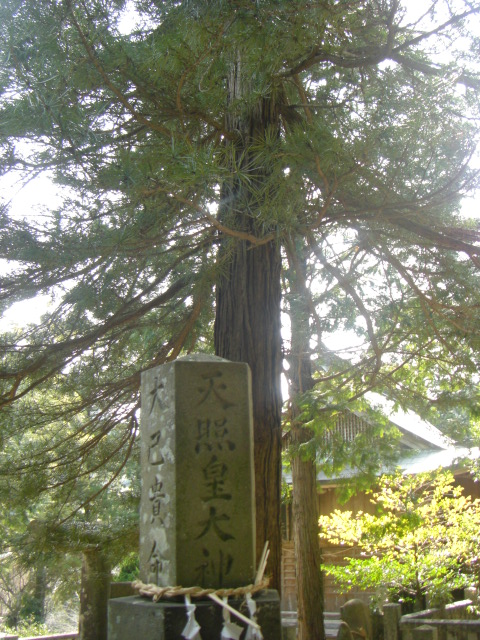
[
  {"x1": 1, "y1": 1, "x2": 480, "y2": 637},
  {"x1": 284, "y1": 238, "x2": 324, "y2": 640},
  {"x1": 319, "y1": 470, "x2": 480, "y2": 610},
  {"x1": 0, "y1": 387, "x2": 139, "y2": 640},
  {"x1": 0, "y1": 553, "x2": 34, "y2": 630}
]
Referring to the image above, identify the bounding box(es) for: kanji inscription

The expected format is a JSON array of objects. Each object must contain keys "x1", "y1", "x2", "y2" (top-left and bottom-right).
[{"x1": 139, "y1": 355, "x2": 255, "y2": 589}]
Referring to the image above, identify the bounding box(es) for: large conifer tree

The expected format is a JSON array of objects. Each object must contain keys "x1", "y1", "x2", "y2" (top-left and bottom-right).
[{"x1": 1, "y1": 2, "x2": 480, "y2": 637}]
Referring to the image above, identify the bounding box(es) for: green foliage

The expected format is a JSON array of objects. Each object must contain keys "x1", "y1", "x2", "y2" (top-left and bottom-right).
[
  {"x1": 3, "y1": 616, "x2": 49, "y2": 638},
  {"x1": 319, "y1": 470, "x2": 480, "y2": 608},
  {"x1": 114, "y1": 552, "x2": 139, "y2": 582},
  {"x1": 281, "y1": 463, "x2": 293, "y2": 504},
  {"x1": 0, "y1": 384, "x2": 139, "y2": 630},
  {"x1": 283, "y1": 385, "x2": 404, "y2": 501},
  {"x1": 0, "y1": 555, "x2": 30, "y2": 629}
]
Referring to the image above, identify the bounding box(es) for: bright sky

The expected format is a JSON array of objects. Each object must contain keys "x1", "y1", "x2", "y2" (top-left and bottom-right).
[{"x1": 0, "y1": 172, "x2": 64, "y2": 330}]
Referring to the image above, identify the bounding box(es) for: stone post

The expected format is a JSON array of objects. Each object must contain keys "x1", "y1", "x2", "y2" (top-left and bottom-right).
[
  {"x1": 412, "y1": 624, "x2": 438, "y2": 640},
  {"x1": 384, "y1": 603, "x2": 402, "y2": 640},
  {"x1": 79, "y1": 547, "x2": 111, "y2": 640},
  {"x1": 340, "y1": 599, "x2": 372, "y2": 640},
  {"x1": 139, "y1": 354, "x2": 256, "y2": 588}
]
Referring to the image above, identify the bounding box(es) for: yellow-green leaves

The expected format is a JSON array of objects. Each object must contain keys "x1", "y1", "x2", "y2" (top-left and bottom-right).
[{"x1": 319, "y1": 470, "x2": 480, "y2": 608}]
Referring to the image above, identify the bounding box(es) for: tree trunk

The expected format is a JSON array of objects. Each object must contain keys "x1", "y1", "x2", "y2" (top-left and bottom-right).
[
  {"x1": 291, "y1": 453, "x2": 325, "y2": 640},
  {"x1": 286, "y1": 240, "x2": 325, "y2": 640},
  {"x1": 32, "y1": 562, "x2": 47, "y2": 623},
  {"x1": 215, "y1": 235, "x2": 282, "y2": 590},
  {"x1": 214, "y1": 55, "x2": 283, "y2": 591},
  {"x1": 78, "y1": 548, "x2": 111, "y2": 640}
]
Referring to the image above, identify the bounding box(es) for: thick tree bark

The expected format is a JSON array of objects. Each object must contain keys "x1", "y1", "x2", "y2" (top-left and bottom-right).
[
  {"x1": 287, "y1": 241, "x2": 325, "y2": 640},
  {"x1": 214, "y1": 55, "x2": 283, "y2": 591},
  {"x1": 215, "y1": 236, "x2": 283, "y2": 590},
  {"x1": 78, "y1": 547, "x2": 111, "y2": 640}
]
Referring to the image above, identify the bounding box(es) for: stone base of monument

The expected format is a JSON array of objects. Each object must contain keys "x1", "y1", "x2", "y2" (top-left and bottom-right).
[{"x1": 108, "y1": 589, "x2": 281, "y2": 639}]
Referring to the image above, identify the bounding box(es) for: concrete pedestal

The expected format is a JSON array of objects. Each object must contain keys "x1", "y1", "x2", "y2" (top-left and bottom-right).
[{"x1": 108, "y1": 589, "x2": 281, "y2": 639}]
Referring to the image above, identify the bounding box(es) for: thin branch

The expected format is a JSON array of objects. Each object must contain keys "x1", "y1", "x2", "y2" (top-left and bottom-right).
[{"x1": 308, "y1": 235, "x2": 383, "y2": 384}]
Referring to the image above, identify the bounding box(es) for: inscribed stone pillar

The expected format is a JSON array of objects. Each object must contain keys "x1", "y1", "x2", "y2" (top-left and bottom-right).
[{"x1": 139, "y1": 354, "x2": 256, "y2": 589}]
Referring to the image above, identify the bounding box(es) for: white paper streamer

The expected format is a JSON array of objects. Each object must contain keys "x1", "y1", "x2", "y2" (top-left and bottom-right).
[
  {"x1": 244, "y1": 593, "x2": 263, "y2": 640},
  {"x1": 208, "y1": 593, "x2": 261, "y2": 632},
  {"x1": 181, "y1": 595, "x2": 202, "y2": 640},
  {"x1": 220, "y1": 597, "x2": 244, "y2": 640}
]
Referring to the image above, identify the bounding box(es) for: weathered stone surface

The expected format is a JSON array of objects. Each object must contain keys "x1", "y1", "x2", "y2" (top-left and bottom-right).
[
  {"x1": 340, "y1": 599, "x2": 372, "y2": 640},
  {"x1": 79, "y1": 548, "x2": 110, "y2": 640},
  {"x1": 411, "y1": 624, "x2": 438, "y2": 640},
  {"x1": 140, "y1": 355, "x2": 256, "y2": 588},
  {"x1": 336, "y1": 621, "x2": 354, "y2": 640},
  {"x1": 384, "y1": 603, "x2": 401, "y2": 640},
  {"x1": 108, "y1": 591, "x2": 281, "y2": 640}
]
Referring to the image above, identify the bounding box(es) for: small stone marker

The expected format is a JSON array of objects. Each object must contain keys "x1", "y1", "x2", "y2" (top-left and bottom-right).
[
  {"x1": 139, "y1": 354, "x2": 256, "y2": 589},
  {"x1": 412, "y1": 625, "x2": 438, "y2": 640},
  {"x1": 340, "y1": 599, "x2": 372, "y2": 640},
  {"x1": 336, "y1": 621, "x2": 354, "y2": 640},
  {"x1": 108, "y1": 355, "x2": 281, "y2": 640}
]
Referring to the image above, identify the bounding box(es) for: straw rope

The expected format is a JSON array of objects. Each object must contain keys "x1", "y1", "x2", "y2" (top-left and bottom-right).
[{"x1": 132, "y1": 577, "x2": 270, "y2": 602}]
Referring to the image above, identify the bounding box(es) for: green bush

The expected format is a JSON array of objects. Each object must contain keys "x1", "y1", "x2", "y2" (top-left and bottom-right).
[
  {"x1": 114, "y1": 553, "x2": 139, "y2": 582},
  {"x1": 3, "y1": 615, "x2": 49, "y2": 638}
]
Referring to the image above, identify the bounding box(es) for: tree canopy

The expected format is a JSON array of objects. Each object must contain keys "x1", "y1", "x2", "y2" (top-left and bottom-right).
[{"x1": 1, "y1": 1, "x2": 480, "y2": 635}]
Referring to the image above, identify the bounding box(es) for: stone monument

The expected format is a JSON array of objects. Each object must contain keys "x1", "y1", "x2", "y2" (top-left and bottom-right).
[
  {"x1": 139, "y1": 354, "x2": 256, "y2": 589},
  {"x1": 108, "y1": 355, "x2": 281, "y2": 640}
]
